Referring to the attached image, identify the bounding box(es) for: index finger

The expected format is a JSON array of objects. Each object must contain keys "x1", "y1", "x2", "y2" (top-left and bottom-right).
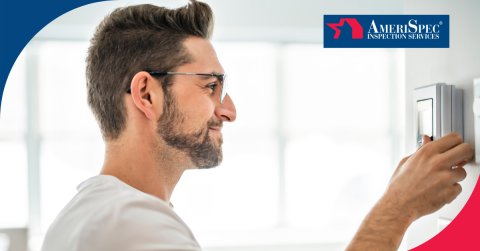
[
  {"x1": 429, "y1": 132, "x2": 463, "y2": 154},
  {"x1": 439, "y1": 142, "x2": 474, "y2": 169}
]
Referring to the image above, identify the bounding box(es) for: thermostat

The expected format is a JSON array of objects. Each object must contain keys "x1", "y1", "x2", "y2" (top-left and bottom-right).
[
  {"x1": 414, "y1": 83, "x2": 463, "y2": 149},
  {"x1": 473, "y1": 78, "x2": 480, "y2": 163}
]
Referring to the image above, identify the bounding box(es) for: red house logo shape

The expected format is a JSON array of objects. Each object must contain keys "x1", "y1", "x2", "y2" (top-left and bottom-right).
[{"x1": 326, "y1": 18, "x2": 363, "y2": 39}]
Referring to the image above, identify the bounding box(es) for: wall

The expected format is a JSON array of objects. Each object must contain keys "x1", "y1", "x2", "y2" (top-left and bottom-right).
[{"x1": 404, "y1": 0, "x2": 480, "y2": 249}]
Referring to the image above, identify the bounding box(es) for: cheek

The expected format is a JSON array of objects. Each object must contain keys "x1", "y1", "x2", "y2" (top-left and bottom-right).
[
  {"x1": 193, "y1": 100, "x2": 215, "y2": 127},
  {"x1": 177, "y1": 92, "x2": 215, "y2": 129},
  {"x1": 183, "y1": 106, "x2": 214, "y2": 135}
]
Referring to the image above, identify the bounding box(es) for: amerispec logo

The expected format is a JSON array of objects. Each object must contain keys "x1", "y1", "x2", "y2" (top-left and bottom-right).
[{"x1": 323, "y1": 15, "x2": 449, "y2": 48}]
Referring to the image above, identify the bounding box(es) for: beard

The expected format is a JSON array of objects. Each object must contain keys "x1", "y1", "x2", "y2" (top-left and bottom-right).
[{"x1": 156, "y1": 90, "x2": 223, "y2": 169}]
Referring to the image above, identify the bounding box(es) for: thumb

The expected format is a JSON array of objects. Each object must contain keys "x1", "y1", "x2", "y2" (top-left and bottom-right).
[
  {"x1": 420, "y1": 135, "x2": 432, "y2": 149},
  {"x1": 391, "y1": 136, "x2": 431, "y2": 182},
  {"x1": 422, "y1": 135, "x2": 432, "y2": 144}
]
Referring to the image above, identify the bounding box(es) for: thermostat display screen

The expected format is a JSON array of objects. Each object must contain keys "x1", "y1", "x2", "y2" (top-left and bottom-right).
[{"x1": 417, "y1": 99, "x2": 433, "y2": 146}]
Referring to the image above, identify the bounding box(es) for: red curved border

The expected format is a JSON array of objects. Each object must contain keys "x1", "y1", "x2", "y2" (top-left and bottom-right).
[{"x1": 410, "y1": 176, "x2": 480, "y2": 250}]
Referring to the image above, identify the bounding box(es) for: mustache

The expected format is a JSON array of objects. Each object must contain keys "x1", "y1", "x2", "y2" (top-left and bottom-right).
[
  {"x1": 192, "y1": 118, "x2": 223, "y2": 140},
  {"x1": 207, "y1": 118, "x2": 223, "y2": 128}
]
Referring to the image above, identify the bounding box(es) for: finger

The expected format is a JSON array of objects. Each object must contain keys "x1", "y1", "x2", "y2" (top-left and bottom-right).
[
  {"x1": 422, "y1": 135, "x2": 432, "y2": 145},
  {"x1": 449, "y1": 167, "x2": 467, "y2": 184},
  {"x1": 431, "y1": 132, "x2": 463, "y2": 154},
  {"x1": 446, "y1": 183, "x2": 463, "y2": 204},
  {"x1": 454, "y1": 160, "x2": 468, "y2": 168},
  {"x1": 439, "y1": 143, "x2": 474, "y2": 169},
  {"x1": 395, "y1": 136, "x2": 429, "y2": 175},
  {"x1": 417, "y1": 135, "x2": 432, "y2": 152}
]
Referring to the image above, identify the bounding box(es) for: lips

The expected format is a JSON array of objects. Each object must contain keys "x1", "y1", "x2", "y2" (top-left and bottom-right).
[{"x1": 209, "y1": 127, "x2": 222, "y2": 132}]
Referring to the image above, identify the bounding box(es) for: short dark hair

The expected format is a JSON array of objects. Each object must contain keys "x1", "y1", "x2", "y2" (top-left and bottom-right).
[{"x1": 86, "y1": 0, "x2": 214, "y2": 141}]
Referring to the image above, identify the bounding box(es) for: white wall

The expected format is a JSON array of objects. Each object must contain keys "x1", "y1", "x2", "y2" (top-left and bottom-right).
[{"x1": 404, "y1": 0, "x2": 480, "y2": 249}]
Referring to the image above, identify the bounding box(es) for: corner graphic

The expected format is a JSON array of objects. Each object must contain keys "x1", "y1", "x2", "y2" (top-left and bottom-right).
[{"x1": 326, "y1": 18, "x2": 363, "y2": 39}]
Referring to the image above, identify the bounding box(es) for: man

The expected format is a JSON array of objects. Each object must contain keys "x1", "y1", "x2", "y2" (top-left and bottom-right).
[{"x1": 41, "y1": 1, "x2": 473, "y2": 250}]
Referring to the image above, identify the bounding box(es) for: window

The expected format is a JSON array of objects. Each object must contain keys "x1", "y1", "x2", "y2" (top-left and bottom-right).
[
  {"x1": 282, "y1": 46, "x2": 392, "y2": 238},
  {"x1": 0, "y1": 50, "x2": 28, "y2": 229},
  {"x1": 36, "y1": 42, "x2": 103, "y2": 232}
]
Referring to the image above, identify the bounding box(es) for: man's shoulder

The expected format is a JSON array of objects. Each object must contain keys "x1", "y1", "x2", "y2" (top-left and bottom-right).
[
  {"x1": 73, "y1": 175, "x2": 174, "y2": 214},
  {"x1": 41, "y1": 175, "x2": 200, "y2": 251},
  {"x1": 60, "y1": 175, "x2": 179, "y2": 225}
]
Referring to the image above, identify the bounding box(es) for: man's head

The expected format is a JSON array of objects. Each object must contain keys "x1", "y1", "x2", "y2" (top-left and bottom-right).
[{"x1": 86, "y1": 1, "x2": 236, "y2": 169}]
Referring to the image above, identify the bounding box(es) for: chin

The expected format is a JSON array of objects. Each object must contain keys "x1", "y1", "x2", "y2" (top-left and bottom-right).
[{"x1": 198, "y1": 151, "x2": 223, "y2": 169}]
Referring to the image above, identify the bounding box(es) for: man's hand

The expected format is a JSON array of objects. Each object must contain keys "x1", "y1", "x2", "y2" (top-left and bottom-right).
[
  {"x1": 346, "y1": 132, "x2": 473, "y2": 251},
  {"x1": 385, "y1": 133, "x2": 471, "y2": 221}
]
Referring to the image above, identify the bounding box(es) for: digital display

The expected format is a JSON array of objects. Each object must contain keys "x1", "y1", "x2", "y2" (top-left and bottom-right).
[{"x1": 417, "y1": 99, "x2": 433, "y2": 148}]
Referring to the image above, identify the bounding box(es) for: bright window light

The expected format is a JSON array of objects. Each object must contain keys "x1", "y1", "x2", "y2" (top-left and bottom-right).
[
  {"x1": 0, "y1": 50, "x2": 28, "y2": 228},
  {"x1": 36, "y1": 42, "x2": 103, "y2": 232},
  {"x1": 283, "y1": 45, "x2": 393, "y2": 239}
]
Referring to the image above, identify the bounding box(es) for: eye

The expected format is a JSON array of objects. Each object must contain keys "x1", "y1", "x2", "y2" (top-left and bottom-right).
[{"x1": 207, "y1": 83, "x2": 218, "y2": 90}]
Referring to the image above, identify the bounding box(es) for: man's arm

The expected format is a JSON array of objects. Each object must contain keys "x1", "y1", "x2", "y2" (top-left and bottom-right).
[{"x1": 346, "y1": 133, "x2": 473, "y2": 250}]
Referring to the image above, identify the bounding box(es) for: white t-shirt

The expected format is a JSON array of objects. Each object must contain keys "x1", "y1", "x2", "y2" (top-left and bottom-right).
[{"x1": 41, "y1": 175, "x2": 201, "y2": 251}]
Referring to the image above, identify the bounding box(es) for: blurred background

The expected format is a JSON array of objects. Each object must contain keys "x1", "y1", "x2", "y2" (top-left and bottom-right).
[{"x1": 1, "y1": 0, "x2": 443, "y2": 250}]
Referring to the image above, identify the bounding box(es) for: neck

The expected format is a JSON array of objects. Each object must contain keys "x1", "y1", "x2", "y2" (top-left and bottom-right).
[{"x1": 100, "y1": 133, "x2": 191, "y2": 203}]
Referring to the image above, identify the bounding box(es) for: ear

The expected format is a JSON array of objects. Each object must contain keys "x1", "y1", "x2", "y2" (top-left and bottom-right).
[{"x1": 129, "y1": 71, "x2": 164, "y2": 121}]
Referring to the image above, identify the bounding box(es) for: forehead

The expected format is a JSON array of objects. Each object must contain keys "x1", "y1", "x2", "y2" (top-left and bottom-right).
[{"x1": 180, "y1": 37, "x2": 224, "y2": 74}]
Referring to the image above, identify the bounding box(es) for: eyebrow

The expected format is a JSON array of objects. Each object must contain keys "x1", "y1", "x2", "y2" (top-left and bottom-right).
[
  {"x1": 200, "y1": 75, "x2": 219, "y2": 79},
  {"x1": 199, "y1": 73, "x2": 223, "y2": 81}
]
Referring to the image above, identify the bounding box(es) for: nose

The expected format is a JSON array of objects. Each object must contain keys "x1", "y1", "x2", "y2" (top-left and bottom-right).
[{"x1": 215, "y1": 93, "x2": 236, "y2": 122}]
